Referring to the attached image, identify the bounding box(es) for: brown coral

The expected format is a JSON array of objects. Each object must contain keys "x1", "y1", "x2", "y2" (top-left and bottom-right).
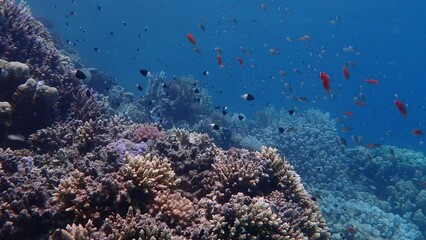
[
  {"x1": 210, "y1": 193, "x2": 289, "y2": 240},
  {"x1": 150, "y1": 189, "x2": 196, "y2": 226},
  {"x1": 119, "y1": 153, "x2": 181, "y2": 194}
]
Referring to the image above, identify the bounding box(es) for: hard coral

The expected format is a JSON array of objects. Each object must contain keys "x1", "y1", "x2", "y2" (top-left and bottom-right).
[
  {"x1": 119, "y1": 153, "x2": 181, "y2": 194},
  {"x1": 132, "y1": 123, "x2": 165, "y2": 143},
  {"x1": 210, "y1": 193, "x2": 289, "y2": 239},
  {"x1": 150, "y1": 189, "x2": 195, "y2": 226}
]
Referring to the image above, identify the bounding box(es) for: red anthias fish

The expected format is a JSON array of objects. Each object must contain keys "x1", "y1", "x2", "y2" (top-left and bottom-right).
[
  {"x1": 365, "y1": 78, "x2": 379, "y2": 85},
  {"x1": 342, "y1": 111, "x2": 353, "y2": 117},
  {"x1": 186, "y1": 33, "x2": 196, "y2": 46},
  {"x1": 412, "y1": 129, "x2": 423, "y2": 136},
  {"x1": 320, "y1": 72, "x2": 331, "y2": 93},
  {"x1": 237, "y1": 57, "x2": 244, "y2": 66},
  {"x1": 342, "y1": 65, "x2": 350, "y2": 80},
  {"x1": 394, "y1": 100, "x2": 407, "y2": 117},
  {"x1": 217, "y1": 55, "x2": 224, "y2": 68}
]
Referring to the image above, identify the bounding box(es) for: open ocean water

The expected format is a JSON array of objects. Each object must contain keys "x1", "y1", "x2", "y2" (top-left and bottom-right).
[{"x1": 15, "y1": 0, "x2": 426, "y2": 239}]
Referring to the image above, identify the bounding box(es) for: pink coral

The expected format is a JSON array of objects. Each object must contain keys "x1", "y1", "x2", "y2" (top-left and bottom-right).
[{"x1": 132, "y1": 123, "x2": 165, "y2": 143}]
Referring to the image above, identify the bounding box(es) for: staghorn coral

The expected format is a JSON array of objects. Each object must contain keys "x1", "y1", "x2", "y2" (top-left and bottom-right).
[
  {"x1": 98, "y1": 207, "x2": 174, "y2": 240},
  {"x1": 210, "y1": 193, "x2": 289, "y2": 240},
  {"x1": 52, "y1": 170, "x2": 102, "y2": 222},
  {"x1": 50, "y1": 220, "x2": 96, "y2": 240},
  {"x1": 150, "y1": 189, "x2": 195, "y2": 226},
  {"x1": 119, "y1": 153, "x2": 181, "y2": 194},
  {"x1": 207, "y1": 148, "x2": 271, "y2": 201}
]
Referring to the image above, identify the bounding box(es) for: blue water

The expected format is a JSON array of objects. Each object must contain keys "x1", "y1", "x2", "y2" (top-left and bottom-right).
[{"x1": 26, "y1": 0, "x2": 426, "y2": 152}]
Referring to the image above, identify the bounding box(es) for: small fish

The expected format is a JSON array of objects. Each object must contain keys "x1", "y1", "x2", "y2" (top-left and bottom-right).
[
  {"x1": 217, "y1": 55, "x2": 224, "y2": 68},
  {"x1": 283, "y1": 83, "x2": 293, "y2": 92},
  {"x1": 194, "y1": 88, "x2": 200, "y2": 93},
  {"x1": 199, "y1": 23, "x2": 206, "y2": 31},
  {"x1": 139, "y1": 69, "x2": 152, "y2": 77},
  {"x1": 341, "y1": 126, "x2": 352, "y2": 133},
  {"x1": 342, "y1": 65, "x2": 350, "y2": 80},
  {"x1": 420, "y1": 181, "x2": 426, "y2": 188},
  {"x1": 366, "y1": 143, "x2": 381, "y2": 149},
  {"x1": 136, "y1": 84, "x2": 143, "y2": 91},
  {"x1": 342, "y1": 111, "x2": 353, "y2": 117},
  {"x1": 269, "y1": 48, "x2": 280, "y2": 55},
  {"x1": 222, "y1": 106, "x2": 228, "y2": 116},
  {"x1": 296, "y1": 96, "x2": 309, "y2": 102},
  {"x1": 209, "y1": 123, "x2": 220, "y2": 130},
  {"x1": 241, "y1": 93, "x2": 255, "y2": 101},
  {"x1": 73, "y1": 69, "x2": 86, "y2": 80},
  {"x1": 97, "y1": 6, "x2": 102, "y2": 11},
  {"x1": 288, "y1": 109, "x2": 295, "y2": 115},
  {"x1": 278, "y1": 127, "x2": 285, "y2": 133},
  {"x1": 238, "y1": 115, "x2": 245, "y2": 121},
  {"x1": 299, "y1": 35, "x2": 311, "y2": 41},
  {"x1": 85, "y1": 89, "x2": 91, "y2": 97},
  {"x1": 355, "y1": 101, "x2": 366, "y2": 107},
  {"x1": 394, "y1": 100, "x2": 407, "y2": 117},
  {"x1": 214, "y1": 47, "x2": 223, "y2": 55},
  {"x1": 202, "y1": 70, "x2": 210, "y2": 76},
  {"x1": 365, "y1": 78, "x2": 379, "y2": 85},
  {"x1": 412, "y1": 129, "x2": 423, "y2": 136},
  {"x1": 7, "y1": 134, "x2": 25, "y2": 142},
  {"x1": 320, "y1": 72, "x2": 331, "y2": 93},
  {"x1": 351, "y1": 135, "x2": 363, "y2": 145},
  {"x1": 162, "y1": 83, "x2": 168, "y2": 89},
  {"x1": 186, "y1": 33, "x2": 196, "y2": 46},
  {"x1": 122, "y1": 21, "x2": 127, "y2": 26},
  {"x1": 93, "y1": 47, "x2": 100, "y2": 52},
  {"x1": 237, "y1": 57, "x2": 244, "y2": 66}
]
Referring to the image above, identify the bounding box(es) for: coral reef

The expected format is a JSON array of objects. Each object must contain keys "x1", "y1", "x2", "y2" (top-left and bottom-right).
[
  {"x1": 0, "y1": 0, "x2": 106, "y2": 148},
  {"x1": 1, "y1": 124, "x2": 330, "y2": 239},
  {"x1": 321, "y1": 194, "x2": 423, "y2": 240}
]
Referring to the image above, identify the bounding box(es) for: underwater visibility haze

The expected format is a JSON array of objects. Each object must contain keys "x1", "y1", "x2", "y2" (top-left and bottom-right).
[{"x1": 1, "y1": 0, "x2": 426, "y2": 239}]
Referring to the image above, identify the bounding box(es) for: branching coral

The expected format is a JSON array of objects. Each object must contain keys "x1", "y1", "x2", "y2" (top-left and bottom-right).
[
  {"x1": 132, "y1": 123, "x2": 165, "y2": 143},
  {"x1": 210, "y1": 193, "x2": 289, "y2": 240},
  {"x1": 150, "y1": 189, "x2": 195, "y2": 226},
  {"x1": 52, "y1": 170, "x2": 101, "y2": 222},
  {"x1": 119, "y1": 153, "x2": 181, "y2": 194}
]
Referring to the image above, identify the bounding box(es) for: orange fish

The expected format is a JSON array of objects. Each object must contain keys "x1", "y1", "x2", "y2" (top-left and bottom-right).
[
  {"x1": 346, "y1": 226, "x2": 356, "y2": 233},
  {"x1": 343, "y1": 111, "x2": 353, "y2": 117},
  {"x1": 237, "y1": 57, "x2": 244, "y2": 66},
  {"x1": 365, "y1": 78, "x2": 379, "y2": 85},
  {"x1": 217, "y1": 55, "x2": 224, "y2": 68},
  {"x1": 320, "y1": 72, "x2": 331, "y2": 93},
  {"x1": 186, "y1": 33, "x2": 196, "y2": 46},
  {"x1": 394, "y1": 100, "x2": 407, "y2": 117},
  {"x1": 412, "y1": 129, "x2": 423, "y2": 136},
  {"x1": 342, "y1": 66, "x2": 350, "y2": 80}
]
